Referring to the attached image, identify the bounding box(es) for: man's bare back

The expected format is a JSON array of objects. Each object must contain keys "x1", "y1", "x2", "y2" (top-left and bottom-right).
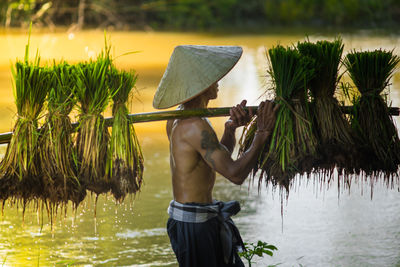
[{"x1": 167, "y1": 117, "x2": 215, "y2": 203}]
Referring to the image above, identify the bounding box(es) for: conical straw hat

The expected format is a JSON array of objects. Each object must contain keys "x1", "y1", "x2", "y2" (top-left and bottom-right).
[{"x1": 153, "y1": 45, "x2": 243, "y2": 109}]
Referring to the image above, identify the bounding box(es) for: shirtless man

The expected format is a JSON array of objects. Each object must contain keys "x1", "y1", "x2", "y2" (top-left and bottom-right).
[{"x1": 153, "y1": 45, "x2": 278, "y2": 267}]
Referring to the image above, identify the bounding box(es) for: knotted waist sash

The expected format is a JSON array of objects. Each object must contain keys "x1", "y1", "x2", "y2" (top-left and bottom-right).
[{"x1": 167, "y1": 200, "x2": 245, "y2": 264}]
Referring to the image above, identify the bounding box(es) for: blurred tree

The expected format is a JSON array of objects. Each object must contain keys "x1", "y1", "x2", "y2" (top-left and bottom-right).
[
  {"x1": 0, "y1": 0, "x2": 399, "y2": 30},
  {"x1": 45, "y1": 0, "x2": 79, "y2": 27},
  {"x1": 4, "y1": 0, "x2": 37, "y2": 27},
  {"x1": 143, "y1": 0, "x2": 267, "y2": 30}
]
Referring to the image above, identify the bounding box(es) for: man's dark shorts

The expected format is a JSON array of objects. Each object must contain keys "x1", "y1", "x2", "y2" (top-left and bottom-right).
[{"x1": 167, "y1": 217, "x2": 245, "y2": 267}]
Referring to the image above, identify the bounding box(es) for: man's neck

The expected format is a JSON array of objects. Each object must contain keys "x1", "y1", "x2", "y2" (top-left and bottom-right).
[{"x1": 182, "y1": 99, "x2": 209, "y2": 110}]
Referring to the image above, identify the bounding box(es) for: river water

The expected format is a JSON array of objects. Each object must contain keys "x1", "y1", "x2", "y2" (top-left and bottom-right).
[{"x1": 0, "y1": 30, "x2": 399, "y2": 266}]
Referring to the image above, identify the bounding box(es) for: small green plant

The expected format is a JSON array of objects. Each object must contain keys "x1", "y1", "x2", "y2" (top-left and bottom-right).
[{"x1": 238, "y1": 240, "x2": 278, "y2": 267}]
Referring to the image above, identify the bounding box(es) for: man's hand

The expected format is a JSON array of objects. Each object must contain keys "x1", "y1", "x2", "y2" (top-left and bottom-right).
[
  {"x1": 256, "y1": 100, "x2": 280, "y2": 134},
  {"x1": 225, "y1": 100, "x2": 253, "y2": 131}
]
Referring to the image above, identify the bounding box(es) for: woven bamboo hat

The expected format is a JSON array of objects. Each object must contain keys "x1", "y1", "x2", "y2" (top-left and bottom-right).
[{"x1": 153, "y1": 45, "x2": 243, "y2": 109}]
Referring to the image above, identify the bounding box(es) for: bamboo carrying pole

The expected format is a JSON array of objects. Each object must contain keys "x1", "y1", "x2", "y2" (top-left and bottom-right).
[{"x1": 0, "y1": 106, "x2": 399, "y2": 145}]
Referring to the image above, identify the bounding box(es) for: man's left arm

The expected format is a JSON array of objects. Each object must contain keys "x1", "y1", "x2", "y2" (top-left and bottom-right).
[{"x1": 220, "y1": 100, "x2": 253, "y2": 154}]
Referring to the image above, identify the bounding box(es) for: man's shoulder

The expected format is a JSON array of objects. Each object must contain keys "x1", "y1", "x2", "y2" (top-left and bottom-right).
[
  {"x1": 175, "y1": 117, "x2": 210, "y2": 130},
  {"x1": 172, "y1": 117, "x2": 214, "y2": 139}
]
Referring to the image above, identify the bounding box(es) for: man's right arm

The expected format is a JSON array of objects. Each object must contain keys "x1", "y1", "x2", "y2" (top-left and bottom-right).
[{"x1": 184, "y1": 101, "x2": 278, "y2": 185}]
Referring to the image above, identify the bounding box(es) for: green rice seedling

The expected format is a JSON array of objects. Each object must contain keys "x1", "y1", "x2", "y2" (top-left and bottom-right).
[
  {"x1": 240, "y1": 45, "x2": 316, "y2": 190},
  {"x1": 0, "y1": 40, "x2": 51, "y2": 205},
  {"x1": 106, "y1": 67, "x2": 144, "y2": 202},
  {"x1": 74, "y1": 45, "x2": 113, "y2": 195},
  {"x1": 344, "y1": 49, "x2": 400, "y2": 176},
  {"x1": 38, "y1": 62, "x2": 86, "y2": 209},
  {"x1": 297, "y1": 38, "x2": 356, "y2": 175}
]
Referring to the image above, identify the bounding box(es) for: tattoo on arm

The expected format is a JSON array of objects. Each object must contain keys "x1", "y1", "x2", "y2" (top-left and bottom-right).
[{"x1": 201, "y1": 130, "x2": 220, "y2": 169}]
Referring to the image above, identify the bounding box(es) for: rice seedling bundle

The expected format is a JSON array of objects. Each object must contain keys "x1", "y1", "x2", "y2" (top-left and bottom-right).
[
  {"x1": 38, "y1": 62, "x2": 86, "y2": 207},
  {"x1": 75, "y1": 47, "x2": 112, "y2": 195},
  {"x1": 0, "y1": 47, "x2": 51, "y2": 205},
  {"x1": 106, "y1": 68, "x2": 144, "y2": 202},
  {"x1": 344, "y1": 49, "x2": 400, "y2": 175},
  {"x1": 297, "y1": 39, "x2": 356, "y2": 173},
  {"x1": 240, "y1": 45, "x2": 316, "y2": 190}
]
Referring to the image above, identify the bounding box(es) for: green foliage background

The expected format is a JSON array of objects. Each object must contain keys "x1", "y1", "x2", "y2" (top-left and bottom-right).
[{"x1": 1, "y1": 0, "x2": 399, "y2": 30}]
